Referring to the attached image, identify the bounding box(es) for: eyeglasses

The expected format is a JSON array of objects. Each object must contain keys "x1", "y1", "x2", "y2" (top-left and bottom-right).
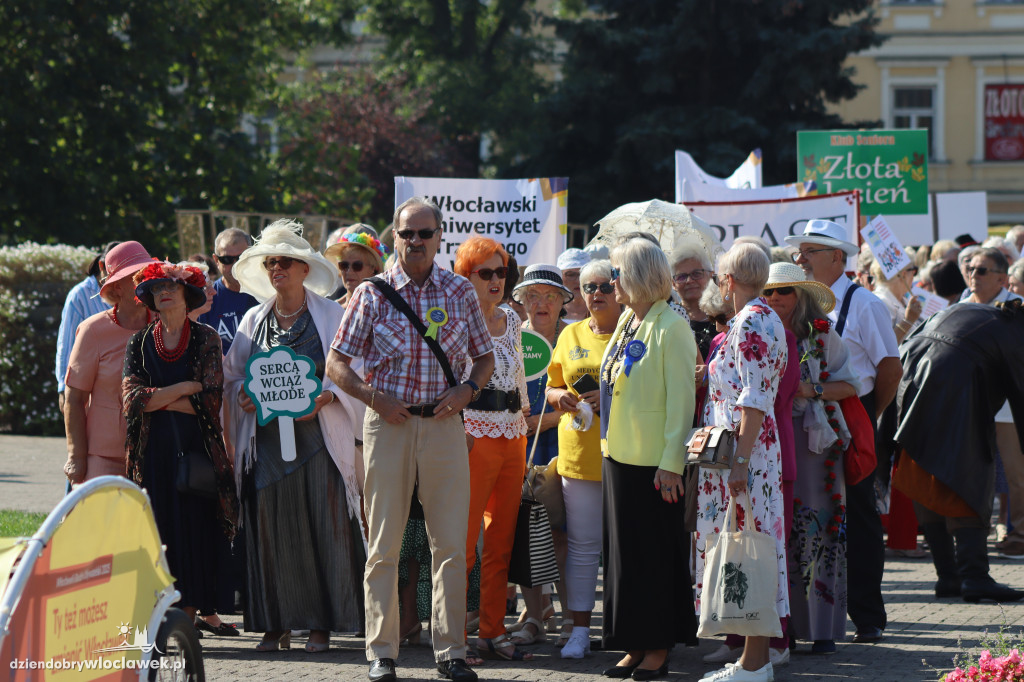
[
  {"x1": 396, "y1": 227, "x2": 441, "y2": 241},
  {"x1": 338, "y1": 261, "x2": 366, "y2": 273},
  {"x1": 610, "y1": 267, "x2": 621, "y2": 281},
  {"x1": 263, "y1": 257, "x2": 296, "y2": 271},
  {"x1": 471, "y1": 266, "x2": 509, "y2": 281},
  {"x1": 216, "y1": 254, "x2": 241, "y2": 265},
  {"x1": 673, "y1": 269, "x2": 709, "y2": 283},
  {"x1": 766, "y1": 286, "x2": 796, "y2": 296},
  {"x1": 524, "y1": 291, "x2": 563, "y2": 306},
  {"x1": 967, "y1": 265, "x2": 1003, "y2": 277},
  {"x1": 791, "y1": 248, "x2": 836, "y2": 262},
  {"x1": 582, "y1": 282, "x2": 615, "y2": 295},
  {"x1": 150, "y1": 281, "x2": 179, "y2": 295}
]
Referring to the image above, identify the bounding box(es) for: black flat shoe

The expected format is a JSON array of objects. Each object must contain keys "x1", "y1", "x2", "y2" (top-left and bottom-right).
[
  {"x1": 603, "y1": 663, "x2": 639, "y2": 678},
  {"x1": 632, "y1": 663, "x2": 668, "y2": 681},
  {"x1": 437, "y1": 658, "x2": 477, "y2": 681},
  {"x1": 852, "y1": 626, "x2": 884, "y2": 643},
  {"x1": 195, "y1": 618, "x2": 240, "y2": 636},
  {"x1": 368, "y1": 658, "x2": 397, "y2": 682}
]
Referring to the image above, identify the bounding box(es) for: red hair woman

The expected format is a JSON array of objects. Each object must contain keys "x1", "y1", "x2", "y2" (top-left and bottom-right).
[{"x1": 454, "y1": 236, "x2": 533, "y2": 663}]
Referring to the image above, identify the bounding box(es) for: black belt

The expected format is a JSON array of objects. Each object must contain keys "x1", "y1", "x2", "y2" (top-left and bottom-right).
[
  {"x1": 407, "y1": 403, "x2": 440, "y2": 418},
  {"x1": 467, "y1": 388, "x2": 522, "y2": 413}
]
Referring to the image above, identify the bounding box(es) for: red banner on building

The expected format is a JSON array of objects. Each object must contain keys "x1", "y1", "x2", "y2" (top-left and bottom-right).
[{"x1": 985, "y1": 84, "x2": 1024, "y2": 161}]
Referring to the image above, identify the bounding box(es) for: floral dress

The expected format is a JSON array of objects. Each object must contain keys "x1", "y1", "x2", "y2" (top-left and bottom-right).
[{"x1": 696, "y1": 298, "x2": 789, "y2": 620}]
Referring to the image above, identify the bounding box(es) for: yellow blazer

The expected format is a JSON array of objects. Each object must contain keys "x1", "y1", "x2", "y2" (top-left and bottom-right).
[{"x1": 600, "y1": 299, "x2": 697, "y2": 474}]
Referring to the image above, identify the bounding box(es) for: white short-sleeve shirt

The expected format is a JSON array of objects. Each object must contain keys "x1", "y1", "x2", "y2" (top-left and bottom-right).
[{"x1": 827, "y1": 275, "x2": 900, "y2": 397}]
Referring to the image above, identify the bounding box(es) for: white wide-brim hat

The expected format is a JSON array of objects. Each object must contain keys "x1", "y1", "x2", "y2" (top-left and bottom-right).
[
  {"x1": 784, "y1": 219, "x2": 859, "y2": 256},
  {"x1": 511, "y1": 264, "x2": 574, "y2": 304},
  {"x1": 763, "y1": 262, "x2": 837, "y2": 313},
  {"x1": 233, "y1": 220, "x2": 340, "y2": 302},
  {"x1": 556, "y1": 248, "x2": 590, "y2": 272}
]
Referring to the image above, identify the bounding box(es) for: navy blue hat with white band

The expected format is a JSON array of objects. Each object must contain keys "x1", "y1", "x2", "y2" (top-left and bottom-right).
[{"x1": 511, "y1": 264, "x2": 575, "y2": 304}]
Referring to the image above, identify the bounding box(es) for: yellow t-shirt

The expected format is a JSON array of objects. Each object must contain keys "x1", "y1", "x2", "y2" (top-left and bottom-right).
[{"x1": 547, "y1": 320, "x2": 612, "y2": 481}]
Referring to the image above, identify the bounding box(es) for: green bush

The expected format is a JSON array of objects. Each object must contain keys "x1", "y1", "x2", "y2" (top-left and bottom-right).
[{"x1": 0, "y1": 243, "x2": 96, "y2": 435}]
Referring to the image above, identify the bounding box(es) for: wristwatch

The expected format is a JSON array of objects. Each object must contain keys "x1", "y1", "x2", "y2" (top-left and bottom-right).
[
  {"x1": 464, "y1": 380, "x2": 482, "y2": 401},
  {"x1": 813, "y1": 383, "x2": 824, "y2": 398},
  {"x1": 735, "y1": 455, "x2": 749, "y2": 465}
]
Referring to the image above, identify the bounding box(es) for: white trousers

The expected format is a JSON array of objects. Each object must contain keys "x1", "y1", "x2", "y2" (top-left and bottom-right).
[{"x1": 561, "y1": 476, "x2": 603, "y2": 612}]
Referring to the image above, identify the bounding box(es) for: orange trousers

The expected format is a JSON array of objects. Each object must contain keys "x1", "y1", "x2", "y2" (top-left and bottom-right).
[{"x1": 465, "y1": 434, "x2": 527, "y2": 639}]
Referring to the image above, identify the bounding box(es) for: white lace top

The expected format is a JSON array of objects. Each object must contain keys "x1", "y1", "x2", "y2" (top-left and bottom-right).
[{"x1": 463, "y1": 308, "x2": 529, "y2": 439}]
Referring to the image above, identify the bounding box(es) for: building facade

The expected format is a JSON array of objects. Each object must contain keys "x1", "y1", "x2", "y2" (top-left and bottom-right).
[{"x1": 832, "y1": 1, "x2": 1024, "y2": 224}]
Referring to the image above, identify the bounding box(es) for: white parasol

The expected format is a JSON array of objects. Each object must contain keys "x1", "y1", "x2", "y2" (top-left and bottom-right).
[{"x1": 590, "y1": 199, "x2": 724, "y2": 265}]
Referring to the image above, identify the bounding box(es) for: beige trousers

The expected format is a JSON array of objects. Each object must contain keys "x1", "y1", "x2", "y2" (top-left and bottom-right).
[
  {"x1": 996, "y1": 423, "x2": 1024, "y2": 544},
  {"x1": 362, "y1": 409, "x2": 470, "y2": 662}
]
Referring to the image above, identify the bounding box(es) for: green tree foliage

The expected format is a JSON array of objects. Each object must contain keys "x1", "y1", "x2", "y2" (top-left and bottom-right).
[
  {"x1": 359, "y1": 0, "x2": 551, "y2": 169},
  {"x1": 274, "y1": 67, "x2": 474, "y2": 227},
  {"x1": 0, "y1": 0, "x2": 351, "y2": 249},
  {"x1": 499, "y1": 0, "x2": 884, "y2": 226}
]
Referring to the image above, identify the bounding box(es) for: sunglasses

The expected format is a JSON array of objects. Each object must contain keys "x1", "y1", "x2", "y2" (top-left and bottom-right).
[
  {"x1": 673, "y1": 269, "x2": 709, "y2": 283},
  {"x1": 967, "y1": 265, "x2": 1002, "y2": 277},
  {"x1": 471, "y1": 266, "x2": 509, "y2": 281},
  {"x1": 396, "y1": 228, "x2": 440, "y2": 241},
  {"x1": 150, "y1": 281, "x2": 180, "y2": 295},
  {"x1": 216, "y1": 254, "x2": 241, "y2": 265},
  {"x1": 338, "y1": 261, "x2": 366, "y2": 273},
  {"x1": 766, "y1": 286, "x2": 796, "y2": 296},
  {"x1": 263, "y1": 256, "x2": 297, "y2": 271},
  {"x1": 582, "y1": 282, "x2": 615, "y2": 295},
  {"x1": 791, "y1": 247, "x2": 836, "y2": 262}
]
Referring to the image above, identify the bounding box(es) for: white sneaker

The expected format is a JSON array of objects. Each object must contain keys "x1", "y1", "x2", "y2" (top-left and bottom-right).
[
  {"x1": 769, "y1": 647, "x2": 789, "y2": 666},
  {"x1": 701, "y1": 662, "x2": 773, "y2": 681},
  {"x1": 702, "y1": 643, "x2": 744, "y2": 664},
  {"x1": 559, "y1": 627, "x2": 591, "y2": 659}
]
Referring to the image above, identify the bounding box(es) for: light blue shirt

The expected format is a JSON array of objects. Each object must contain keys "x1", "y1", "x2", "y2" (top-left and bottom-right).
[{"x1": 55, "y1": 276, "x2": 110, "y2": 392}]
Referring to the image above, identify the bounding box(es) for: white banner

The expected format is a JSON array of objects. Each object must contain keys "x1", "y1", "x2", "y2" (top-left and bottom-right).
[
  {"x1": 679, "y1": 180, "x2": 815, "y2": 204},
  {"x1": 674, "y1": 149, "x2": 762, "y2": 203},
  {"x1": 686, "y1": 191, "x2": 861, "y2": 267},
  {"x1": 395, "y1": 176, "x2": 568, "y2": 269}
]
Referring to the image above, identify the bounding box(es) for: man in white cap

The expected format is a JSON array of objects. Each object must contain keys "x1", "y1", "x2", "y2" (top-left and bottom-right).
[
  {"x1": 786, "y1": 218, "x2": 902, "y2": 645},
  {"x1": 557, "y1": 247, "x2": 591, "y2": 322}
]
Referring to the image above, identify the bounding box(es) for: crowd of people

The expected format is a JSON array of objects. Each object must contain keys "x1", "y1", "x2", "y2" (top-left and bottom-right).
[{"x1": 54, "y1": 199, "x2": 1024, "y2": 682}]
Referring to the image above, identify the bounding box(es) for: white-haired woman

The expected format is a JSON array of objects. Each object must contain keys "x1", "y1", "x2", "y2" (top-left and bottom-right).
[
  {"x1": 545, "y1": 258, "x2": 621, "y2": 659},
  {"x1": 224, "y1": 220, "x2": 365, "y2": 653},
  {"x1": 697, "y1": 243, "x2": 788, "y2": 682},
  {"x1": 600, "y1": 238, "x2": 697, "y2": 680},
  {"x1": 671, "y1": 241, "x2": 716, "y2": 362}
]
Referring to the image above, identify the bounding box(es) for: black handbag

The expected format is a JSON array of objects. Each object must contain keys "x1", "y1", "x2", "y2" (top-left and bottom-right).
[
  {"x1": 685, "y1": 425, "x2": 737, "y2": 469},
  {"x1": 170, "y1": 406, "x2": 218, "y2": 499}
]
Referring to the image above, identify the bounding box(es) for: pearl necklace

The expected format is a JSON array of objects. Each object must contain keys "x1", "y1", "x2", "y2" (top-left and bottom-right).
[{"x1": 275, "y1": 296, "x2": 307, "y2": 319}]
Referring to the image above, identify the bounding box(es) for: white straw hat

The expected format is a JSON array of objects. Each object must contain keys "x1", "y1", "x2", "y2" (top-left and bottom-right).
[
  {"x1": 763, "y1": 262, "x2": 837, "y2": 313},
  {"x1": 784, "y1": 219, "x2": 859, "y2": 256},
  {"x1": 233, "y1": 219, "x2": 340, "y2": 301}
]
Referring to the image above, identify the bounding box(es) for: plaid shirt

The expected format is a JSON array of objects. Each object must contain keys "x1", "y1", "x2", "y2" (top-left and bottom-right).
[{"x1": 332, "y1": 264, "x2": 494, "y2": 405}]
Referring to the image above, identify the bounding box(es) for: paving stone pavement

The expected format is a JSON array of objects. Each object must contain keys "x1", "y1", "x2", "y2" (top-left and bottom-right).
[{"x1": 3, "y1": 436, "x2": 1024, "y2": 681}]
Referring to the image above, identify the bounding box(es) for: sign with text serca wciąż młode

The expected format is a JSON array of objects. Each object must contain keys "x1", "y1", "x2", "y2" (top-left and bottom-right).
[{"x1": 797, "y1": 129, "x2": 929, "y2": 215}]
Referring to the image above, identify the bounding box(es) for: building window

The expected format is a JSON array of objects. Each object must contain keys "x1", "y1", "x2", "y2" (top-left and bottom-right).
[{"x1": 892, "y1": 86, "x2": 935, "y2": 156}]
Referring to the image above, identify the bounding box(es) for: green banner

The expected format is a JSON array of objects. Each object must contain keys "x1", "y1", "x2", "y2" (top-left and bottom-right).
[
  {"x1": 797, "y1": 129, "x2": 929, "y2": 215},
  {"x1": 521, "y1": 328, "x2": 553, "y2": 382}
]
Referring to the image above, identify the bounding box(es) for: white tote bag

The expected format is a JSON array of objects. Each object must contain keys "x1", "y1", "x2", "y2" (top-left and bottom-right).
[{"x1": 698, "y1": 495, "x2": 782, "y2": 638}]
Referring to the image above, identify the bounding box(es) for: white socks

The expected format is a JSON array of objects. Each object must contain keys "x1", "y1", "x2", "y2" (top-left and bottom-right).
[{"x1": 559, "y1": 627, "x2": 591, "y2": 659}]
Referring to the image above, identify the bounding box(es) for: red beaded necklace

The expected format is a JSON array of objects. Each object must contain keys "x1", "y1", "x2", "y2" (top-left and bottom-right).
[
  {"x1": 154, "y1": 317, "x2": 191, "y2": 362},
  {"x1": 112, "y1": 305, "x2": 152, "y2": 329}
]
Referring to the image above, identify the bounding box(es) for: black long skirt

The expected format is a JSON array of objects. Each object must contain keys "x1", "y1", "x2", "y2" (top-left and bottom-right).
[{"x1": 602, "y1": 456, "x2": 697, "y2": 651}]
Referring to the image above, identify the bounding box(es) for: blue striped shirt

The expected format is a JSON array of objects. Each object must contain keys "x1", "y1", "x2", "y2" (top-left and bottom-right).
[{"x1": 55, "y1": 276, "x2": 110, "y2": 392}]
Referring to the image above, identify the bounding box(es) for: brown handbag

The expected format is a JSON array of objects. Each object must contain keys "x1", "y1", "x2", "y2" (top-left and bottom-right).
[{"x1": 685, "y1": 425, "x2": 736, "y2": 469}]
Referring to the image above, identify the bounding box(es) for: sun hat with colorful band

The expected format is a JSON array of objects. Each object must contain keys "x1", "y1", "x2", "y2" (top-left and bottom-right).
[{"x1": 324, "y1": 226, "x2": 388, "y2": 273}]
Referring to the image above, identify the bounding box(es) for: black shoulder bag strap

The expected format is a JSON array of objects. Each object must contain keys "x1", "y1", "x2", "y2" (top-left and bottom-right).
[
  {"x1": 367, "y1": 276, "x2": 458, "y2": 389},
  {"x1": 835, "y1": 281, "x2": 861, "y2": 337}
]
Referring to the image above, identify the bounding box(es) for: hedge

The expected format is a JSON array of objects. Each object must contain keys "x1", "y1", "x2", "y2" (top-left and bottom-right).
[{"x1": 0, "y1": 243, "x2": 96, "y2": 435}]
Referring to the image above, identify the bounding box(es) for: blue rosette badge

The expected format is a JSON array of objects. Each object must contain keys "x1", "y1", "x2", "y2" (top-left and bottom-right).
[{"x1": 623, "y1": 339, "x2": 646, "y2": 377}]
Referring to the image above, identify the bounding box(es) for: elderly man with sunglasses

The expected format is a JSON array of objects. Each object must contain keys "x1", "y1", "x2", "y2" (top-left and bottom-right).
[
  {"x1": 199, "y1": 228, "x2": 257, "y2": 355},
  {"x1": 327, "y1": 196, "x2": 494, "y2": 682},
  {"x1": 785, "y1": 219, "x2": 901, "y2": 646}
]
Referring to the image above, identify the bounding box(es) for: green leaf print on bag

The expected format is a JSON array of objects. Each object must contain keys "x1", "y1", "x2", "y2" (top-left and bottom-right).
[{"x1": 723, "y1": 562, "x2": 749, "y2": 609}]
